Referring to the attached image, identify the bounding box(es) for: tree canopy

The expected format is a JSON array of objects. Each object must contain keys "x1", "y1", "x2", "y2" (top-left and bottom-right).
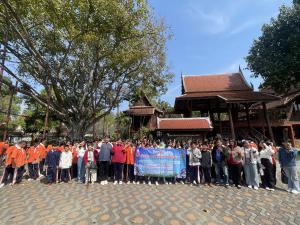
[
  {"x1": 246, "y1": 3, "x2": 300, "y2": 93},
  {"x1": 0, "y1": 0, "x2": 172, "y2": 138}
]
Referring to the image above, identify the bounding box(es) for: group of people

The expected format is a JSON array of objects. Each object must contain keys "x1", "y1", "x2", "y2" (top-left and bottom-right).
[{"x1": 0, "y1": 137, "x2": 299, "y2": 194}]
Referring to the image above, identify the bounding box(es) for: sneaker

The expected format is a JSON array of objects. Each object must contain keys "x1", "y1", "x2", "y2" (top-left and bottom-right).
[
  {"x1": 165, "y1": 182, "x2": 169, "y2": 185},
  {"x1": 148, "y1": 182, "x2": 152, "y2": 186},
  {"x1": 248, "y1": 185, "x2": 252, "y2": 189},
  {"x1": 143, "y1": 181, "x2": 146, "y2": 184},
  {"x1": 291, "y1": 190, "x2": 299, "y2": 194},
  {"x1": 91, "y1": 182, "x2": 95, "y2": 185},
  {"x1": 28, "y1": 178, "x2": 33, "y2": 181},
  {"x1": 119, "y1": 181, "x2": 122, "y2": 185},
  {"x1": 126, "y1": 181, "x2": 131, "y2": 184},
  {"x1": 113, "y1": 181, "x2": 118, "y2": 185},
  {"x1": 155, "y1": 181, "x2": 159, "y2": 186},
  {"x1": 269, "y1": 188, "x2": 275, "y2": 191},
  {"x1": 133, "y1": 181, "x2": 136, "y2": 184},
  {"x1": 265, "y1": 187, "x2": 270, "y2": 190},
  {"x1": 193, "y1": 181, "x2": 197, "y2": 185},
  {"x1": 287, "y1": 189, "x2": 292, "y2": 193},
  {"x1": 0, "y1": 183, "x2": 4, "y2": 189},
  {"x1": 104, "y1": 180, "x2": 108, "y2": 185},
  {"x1": 100, "y1": 181, "x2": 104, "y2": 185},
  {"x1": 136, "y1": 181, "x2": 140, "y2": 184},
  {"x1": 180, "y1": 181, "x2": 184, "y2": 185},
  {"x1": 254, "y1": 186, "x2": 259, "y2": 190}
]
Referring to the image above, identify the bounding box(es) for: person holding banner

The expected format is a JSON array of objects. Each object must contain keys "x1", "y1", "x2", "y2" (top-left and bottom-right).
[{"x1": 187, "y1": 141, "x2": 202, "y2": 186}]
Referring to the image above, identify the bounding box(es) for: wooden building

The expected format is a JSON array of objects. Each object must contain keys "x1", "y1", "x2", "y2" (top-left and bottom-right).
[
  {"x1": 126, "y1": 92, "x2": 162, "y2": 136},
  {"x1": 156, "y1": 117, "x2": 213, "y2": 140},
  {"x1": 250, "y1": 87, "x2": 300, "y2": 147},
  {"x1": 174, "y1": 70, "x2": 279, "y2": 143}
]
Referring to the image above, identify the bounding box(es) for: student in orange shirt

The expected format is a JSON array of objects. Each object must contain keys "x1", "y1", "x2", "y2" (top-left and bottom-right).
[
  {"x1": 124, "y1": 140, "x2": 136, "y2": 184},
  {"x1": 38, "y1": 139, "x2": 47, "y2": 176},
  {"x1": 27, "y1": 140, "x2": 41, "y2": 180},
  {"x1": 11, "y1": 141, "x2": 27, "y2": 185},
  {"x1": 0, "y1": 142, "x2": 14, "y2": 188}
]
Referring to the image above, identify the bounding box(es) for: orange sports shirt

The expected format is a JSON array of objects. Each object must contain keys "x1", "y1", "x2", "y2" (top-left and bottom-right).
[
  {"x1": 27, "y1": 146, "x2": 40, "y2": 163},
  {"x1": 11, "y1": 145, "x2": 27, "y2": 168}
]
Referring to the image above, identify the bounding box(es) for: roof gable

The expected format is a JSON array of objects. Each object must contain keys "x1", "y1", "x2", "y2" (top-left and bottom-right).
[
  {"x1": 157, "y1": 117, "x2": 213, "y2": 130},
  {"x1": 182, "y1": 72, "x2": 252, "y2": 93}
]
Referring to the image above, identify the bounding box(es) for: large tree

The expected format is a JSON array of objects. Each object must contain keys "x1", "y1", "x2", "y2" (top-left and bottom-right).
[
  {"x1": 246, "y1": 2, "x2": 300, "y2": 93},
  {"x1": 0, "y1": 0, "x2": 172, "y2": 138}
]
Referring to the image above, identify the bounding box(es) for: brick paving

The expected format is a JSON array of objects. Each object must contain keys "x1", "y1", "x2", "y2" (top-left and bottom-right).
[{"x1": 0, "y1": 166, "x2": 299, "y2": 225}]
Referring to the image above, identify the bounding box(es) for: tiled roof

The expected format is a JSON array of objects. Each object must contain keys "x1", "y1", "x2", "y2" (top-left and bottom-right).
[
  {"x1": 127, "y1": 106, "x2": 156, "y2": 115},
  {"x1": 157, "y1": 117, "x2": 213, "y2": 130},
  {"x1": 182, "y1": 73, "x2": 252, "y2": 93},
  {"x1": 176, "y1": 91, "x2": 279, "y2": 103}
]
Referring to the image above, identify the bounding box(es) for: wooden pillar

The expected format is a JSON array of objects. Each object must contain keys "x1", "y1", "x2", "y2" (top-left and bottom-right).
[
  {"x1": 289, "y1": 125, "x2": 296, "y2": 147},
  {"x1": 218, "y1": 112, "x2": 222, "y2": 134},
  {"x1": 228, "y1": 104, "x2": 236, "y2": 140},
  {"x1": 262, "y1": 102, "x2": 275, "y2": 143},
  {"x1": 246, "y1": 104, "x2": 251, "y2": 132}
]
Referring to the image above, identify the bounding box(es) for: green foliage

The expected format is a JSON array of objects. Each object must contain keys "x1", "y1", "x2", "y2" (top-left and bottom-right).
[
  {"x1": 246, "y1": 4, "x2": 300, "y2": 93},
  {"x1": 0, "y1": 0, "x2": 173, "y2": 138},
  {"x1": 0, "y1": 77, "x2": 25, "y2": 134},
  {"x1": 133, "y1": 126, "x2": 153, "y2": 140}
]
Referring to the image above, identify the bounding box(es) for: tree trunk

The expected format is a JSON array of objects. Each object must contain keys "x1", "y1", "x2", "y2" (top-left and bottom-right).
[{"x1": 68, "y1": 121, "x2": 88, "y2": 140}]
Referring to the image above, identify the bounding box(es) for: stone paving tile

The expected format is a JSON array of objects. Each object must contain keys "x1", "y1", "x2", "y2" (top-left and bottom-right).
[{"x1": 0, "y1": 170, "x2": 300, "y2": 225}]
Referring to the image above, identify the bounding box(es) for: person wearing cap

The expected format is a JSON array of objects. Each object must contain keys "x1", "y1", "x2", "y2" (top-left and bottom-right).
[
  {"x1": 112, "y1": 139, "x2": 126, "y2": 185},
  {"x1": 27, "y1": 140, "x2": 41, "y2": 181},
  {"x1": 278, "y1": 141, "x2": 299, "y2": 194},
  {"x1": 44, "y1": 145, "x2": 60, "y2": 185},
  {"x1": 11, "y1": 141, "x2": 27, "y2": 185}
]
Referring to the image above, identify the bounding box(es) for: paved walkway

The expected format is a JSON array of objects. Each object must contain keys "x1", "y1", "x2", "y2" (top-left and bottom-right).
[{"x1": 0, "y1": 167, "x2": 300, "y2": 225}]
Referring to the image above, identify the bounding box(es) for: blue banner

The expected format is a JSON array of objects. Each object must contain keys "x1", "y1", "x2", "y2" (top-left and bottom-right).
[{"x1": 134, "y1": 148, "x2": 186, "y2": 178}]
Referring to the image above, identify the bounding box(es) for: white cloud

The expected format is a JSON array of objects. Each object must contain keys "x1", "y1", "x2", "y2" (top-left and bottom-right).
[{"x1": 229, "y1": 20, "x2": 260, "y2": 35}]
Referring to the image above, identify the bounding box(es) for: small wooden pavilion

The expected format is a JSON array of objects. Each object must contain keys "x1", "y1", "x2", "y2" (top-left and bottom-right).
[
  {"x1": 125, "y1": 92, "x2": 162, "y2": 136},
  {"x1": 174, "y1": 69, "x2": 279, "y2": 142}
]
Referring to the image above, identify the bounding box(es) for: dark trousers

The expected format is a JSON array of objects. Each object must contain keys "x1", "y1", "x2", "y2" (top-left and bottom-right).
[
  {"x1": 16, "y1": 166, "x2": 25, "y2": 183},
  {"x1": 99, "y1": 161, "x2": 110, "y2": 181},
  {"x1": 1, "y1": 165, "x2": 14, "y2": 184},
  {"x1": 60, "y1": 168, "x2": 70, "y2": 182},
  {"x1": 190, "y1": 165, "x2": 199, "y2": 183},
  {"x1": 28, "y1": 163, "x2": 39, "y2": 179},
  {"x1": 125, "y1": 164, "x2": 135, "y2": 182},
  {"x1": 261, "y1": 159, "x2": 275, "y2": 188},
  {"x1": 230, "y1": 163, "x2": 242, "y2": 186},
  {"x1": 113, "y1": 163, "x2": 124, "y2": 182},
  {"x1": 47, "y1": 167, "x2": 57, "y2": 183},
  {"x1": 39, "y1": 159, "x2": 45, "y2": 175},
  {"x1": 71, "y1": 164, "x2": 77, "y2": 179},
  {"x1": 203, "y1": 166, "x2": 211, "y2": 183},
  {"x1": 272, "y1": 163, "x2": 277, "y2": 185}
]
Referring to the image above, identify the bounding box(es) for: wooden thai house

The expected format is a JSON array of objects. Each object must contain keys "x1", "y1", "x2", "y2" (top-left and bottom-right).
[
  {"x1": 250, "y1": 87, "x2": 300, "y2": 147},
  {"x1": 126, "y1": 92, "x2": 162, "y2": 136},
  {"x1": 174, "y1": 70, "x2": 280, "y2": 143}
]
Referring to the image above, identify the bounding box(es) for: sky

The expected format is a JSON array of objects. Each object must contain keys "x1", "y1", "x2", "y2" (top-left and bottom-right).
[{"x1": 140, "y1": 0, "x2": 292, "y2": 108}]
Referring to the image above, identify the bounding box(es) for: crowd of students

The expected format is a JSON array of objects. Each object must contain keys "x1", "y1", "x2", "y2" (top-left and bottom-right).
[{"x1": 0, "y1": 137, "x2": 299, "y2": 194}]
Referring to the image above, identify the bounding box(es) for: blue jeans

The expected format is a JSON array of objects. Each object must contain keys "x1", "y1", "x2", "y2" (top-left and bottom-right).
[
  {"x1": 283, "y1": 166, "x2": 299, "y2": 191},
  {"x1": 77, "y1": 156, "x2": 85, "y2": 182},
  {"x1": 214, "y1": 162, "x2": 228, "y2": 185},
  {"x1": 244, "y1": 163, "x2": 259, "y2": 187}
]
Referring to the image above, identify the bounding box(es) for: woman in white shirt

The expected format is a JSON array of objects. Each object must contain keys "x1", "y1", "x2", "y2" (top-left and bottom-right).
[
  {"x1": 59, "y1": 146, "x2": 73, "y2": 183},
  {"x1": 258, "y1": 141, "x2": 275, "y2": 191}
]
